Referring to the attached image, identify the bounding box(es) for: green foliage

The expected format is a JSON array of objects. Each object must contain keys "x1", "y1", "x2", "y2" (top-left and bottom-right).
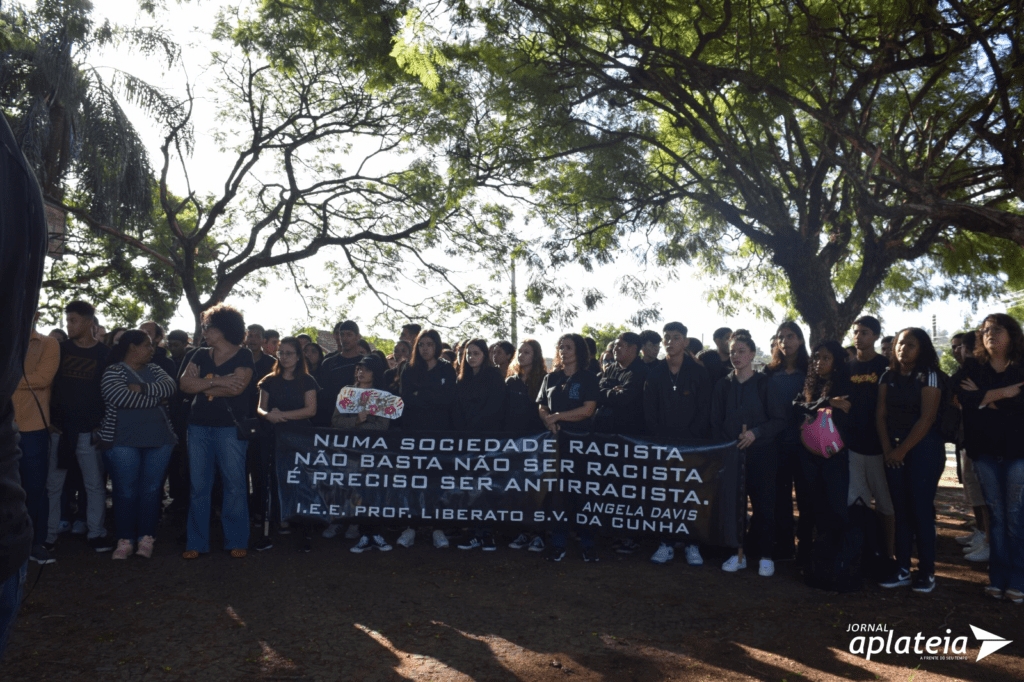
[
  {"x1": 431, "y1": 0, "x2": 1024, "y2": 343},
  {"x1": 581, "y1": 322, "x2": 632, "y2": 353},
  {"x1": 364, "y1": 335, "x2": 396, "y2": 356}
]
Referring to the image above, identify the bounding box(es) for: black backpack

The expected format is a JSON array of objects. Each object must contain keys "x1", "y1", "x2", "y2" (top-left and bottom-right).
[{"x1": 805, "y1": 498, "x2": 893, "y2": 593}]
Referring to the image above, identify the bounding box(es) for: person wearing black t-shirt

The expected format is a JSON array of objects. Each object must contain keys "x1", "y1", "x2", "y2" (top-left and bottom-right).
[
  {"x1": 255, "y1": 337, "x2": 318, "y2": 552},
  {"x1": 536, "y1": 334, "x2": 599, "y2": 562},
  {"x1": 244, "y1": 324, "x2": 276, "y2": 521},
  {"x1": 179, "y1": 305, "x2": 255, "y2": 559},
  {"x1": 954, "y1": 314, "x2": 1024, "y2": 603},
  {"x1": 315, "y1": 320, "x2": 363, "y2": 426},
  {"x1": 47, "y1": 300, "x2": 113, "y2": 553},
  {"x1": 644, "y1": 322, "x2": 711, "y2": 566},
  {"x1": 762, "y1": 321, "x2": 810, "y2": 563},
  {"x1": 876, "y1": 328, "x2": 944, "y2": 594},
  {"x1": 846, "y1": 316, "x2": 895, "y2": 556}
]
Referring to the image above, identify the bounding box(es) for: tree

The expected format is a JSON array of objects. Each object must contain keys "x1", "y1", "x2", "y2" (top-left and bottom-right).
[
  {"x1": 581, "y1": 322, "x2": 632, "y2": 353},
  {"x1": 421, "y1": 0, "x2": 1024, "y2": 343},
  {"x1": 1, "y1": 0, "x2": 179, "y2": 242}
]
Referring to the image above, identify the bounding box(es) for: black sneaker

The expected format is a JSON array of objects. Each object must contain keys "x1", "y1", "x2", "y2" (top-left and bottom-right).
[
  {"x1": 879, "y1": 568, "x2": 912, "y2": 588},
  {"x1": 253, "y1": 536, "x2": 273, "y2": 552},
  {"x1": 481, "y1": 535, "x2": 497, "y2": 552},
  {"x1": 297, "y1": 536, "x2": 312, "y2": 553},
  {"x1": 87, "y1": 536, "x2": 114, "y2": 553},
  {"x1": 544, "y1": 546, "x2": 566, "y2": 562},
  {"x1": 30, "y1": 545, "x2": 56, "y2": 565},
  {"x1": 457, "y1": 536, "x2": 482, "y2": 550},
  {"x1": 616, "y1": 538, "x2": 640, "y2": 555},
  {"x1": 911, "y1": 573, "x2": 936, "y2": 593},
  {"x1": 581, "y1": 547, "x2": 599, "y2": 563},
  {"x1": 42, "y1": 541, "x2": 55, "y2": 552}
]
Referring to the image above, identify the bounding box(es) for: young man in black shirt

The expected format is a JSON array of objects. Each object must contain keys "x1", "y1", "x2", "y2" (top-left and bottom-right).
[
  {"x1": 47, "y1": 300, "x2": 113, "y2": 553},
  {"x1": 638, "y1": 330, "x2": 662, "y2": 365},
  {"x1": 644, "y1": 322, "x2": 711, "y2": 565},
  {"x1": 846, "y1": 315, "x2": 895, "y2": 555},
  {"x1": 315, "y1": 320, "x2": 364, "y2": 425}
]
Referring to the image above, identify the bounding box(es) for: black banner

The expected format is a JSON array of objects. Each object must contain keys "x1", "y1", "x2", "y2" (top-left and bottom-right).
[{"x1": 275, "y1": 427, "x2": 745, "y2": 547}]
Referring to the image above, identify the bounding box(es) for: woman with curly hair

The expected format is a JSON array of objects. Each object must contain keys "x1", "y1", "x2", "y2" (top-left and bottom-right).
[
  {"x1": 955, "y1": 314, "x2": 1024, "y2": 603},
  {"x1": 876, "y1": 328, "x2": 943, "y2": 592},
  {"x1": 536, "y1": 334, "x2": 599, "y2": 562},
  {"x1": 178, "y1": 304, "x2": 254, "y2": 559},
  {"x1": 99, "y1": 330, "x2": 178, "y2": 560},
  {"x1": 793, "y1": 341, "x2": 852, "y2": 566}
]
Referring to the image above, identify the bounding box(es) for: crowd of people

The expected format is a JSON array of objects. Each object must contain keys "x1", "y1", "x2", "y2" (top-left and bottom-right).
[{"x1": 11, "y1": 300, "x2": 1024, "y2": 604}]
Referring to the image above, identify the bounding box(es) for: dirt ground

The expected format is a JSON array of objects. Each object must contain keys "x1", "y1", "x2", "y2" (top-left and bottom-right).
[{"x1": 4, "y1": 456, "x2": 1022, "y2": 682}]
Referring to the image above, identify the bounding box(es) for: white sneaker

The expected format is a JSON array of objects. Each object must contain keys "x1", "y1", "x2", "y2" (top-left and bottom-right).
[
  {"x1": 396, "y1": 528, "x2": 415, "y2": 547},
  {"x1": 432, "y1": 529, "x2": 449, "y2": 549},
  {"x1": 527, "y1": 535, "x2": 545, "y2": 552},
  {"x1": 321, "y1": 523, "x2": 340, "y2": 539},
  {"x1": 721, "y1": 555, "x2": 747, "y2": 572},
  {"x1": 684, "y1": 544, "x2": 704, "y2": 566},
  {"x1": 965, "y1": 543, "x2": 990, "y2": 562},
  {"x1": 964, "y1": 533, "x2": 987, "y2": 554},
  {"x1": 650, "y1": 543, "x2": 674, "y2": 564},
  {"x1": 344, "y1": 524, "x2": 360, "y2": 540},
  {"x1": 350, "y1": 536, "x2": 371, "y2": 553},
  {"x1": 955, "y1": 528, "x2": 980, "y2": 546},
  {"x1": 508, "y1": 533, "x2": 530, "y2": 549},
  {"x1": 758, "y1": 559, "x2": 775, "y2": 577}
]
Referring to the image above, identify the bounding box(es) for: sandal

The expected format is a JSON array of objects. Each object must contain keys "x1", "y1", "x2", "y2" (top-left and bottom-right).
[
  {"x1": 1005, "y1": 589, "x2": 1023, "y2": 604},
  {"x1": 182, "y1": 550, "x2": 199, "y2": 560},
  {"x1": 230, "y1": 549, "x2": 247, "y2": 558},
  {"x1": 985, "y1": 585, "x2": 1004, "y2": 600}
]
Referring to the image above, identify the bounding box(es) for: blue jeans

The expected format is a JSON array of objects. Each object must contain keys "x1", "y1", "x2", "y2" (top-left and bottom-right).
[
  {"x1": 104, "y1": 444, "x2": 173, "y2": 542},
  {"x1": 0, "y1": 563, "x2": 26, "y2": 661},
  {"x1": 884, "y1": 432, "x2": 945, "y2": 576},
  {"x1": 186, "y1": 425, "x2": 249, "y2": 552},
  {"x1": 18, "y1": 430, "x2": 49, "y2": 546},
  {"x1": 972, "y1": 456, "x2": 1024, "y2": 592}
]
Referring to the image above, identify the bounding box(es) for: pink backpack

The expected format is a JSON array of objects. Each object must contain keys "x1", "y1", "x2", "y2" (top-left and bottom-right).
[{"x1": 800, "y1": 407, "x2": 844, "y2": 458}]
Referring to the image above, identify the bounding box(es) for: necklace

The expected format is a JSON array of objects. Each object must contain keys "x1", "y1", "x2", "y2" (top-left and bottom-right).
[{"x1": 668, "y1": 368, "x2": 680, "y2": 392}]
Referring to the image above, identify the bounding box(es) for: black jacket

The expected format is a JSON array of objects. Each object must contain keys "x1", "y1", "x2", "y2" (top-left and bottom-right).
[
  {"x1": 596, "y1": 356, "x2": 650, "y2": 434},
  {"x1": 399, "y1": 359, "x2": 457, "y2": 431},
  {"x1": 643, "y1": 355, "x2": 711, "y2": 438},
  {"x1": 452, "y1": 366, "x2": 506, "y2": 431}
]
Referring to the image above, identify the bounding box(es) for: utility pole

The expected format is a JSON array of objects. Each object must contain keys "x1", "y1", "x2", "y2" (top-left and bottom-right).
[
  {"x1": 932, "y1": 314, "x2": 937, "y2": 340},
  {"x1": 510, "y1": 256, "x2": 518, "y2": 347}
]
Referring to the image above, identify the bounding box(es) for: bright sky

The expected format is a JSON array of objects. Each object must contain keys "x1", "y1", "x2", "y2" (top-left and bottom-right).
[{"x1": 83, "y1": 0, "x2": 999, "y2": 358}]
